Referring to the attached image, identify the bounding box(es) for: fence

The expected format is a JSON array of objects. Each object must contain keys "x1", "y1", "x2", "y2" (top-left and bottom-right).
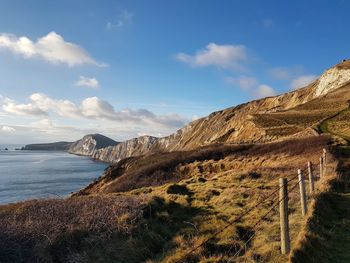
[{"x1": 174, "y1": 148, "x2": 328, "y2": 262}]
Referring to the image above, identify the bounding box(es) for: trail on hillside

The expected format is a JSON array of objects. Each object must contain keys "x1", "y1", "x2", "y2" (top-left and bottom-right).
[{"x1": 319, "y1": 104, "x2": 350, "y2": 141}]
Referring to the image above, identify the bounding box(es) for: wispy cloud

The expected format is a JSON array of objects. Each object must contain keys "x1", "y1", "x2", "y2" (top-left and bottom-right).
[
  {"x1": 0, "y1": 32, "x2": 106, "y2": 67},
  {"x1": 75, "y1": 76, "x2": 100, "y2": 89},
  {"x1": 226, "y1": 76, "x2": 276, "y2": 98},
  {"x1": 269, "y1": 66, "x2": 318, "y2": 90},
  {"x1": 1, "y1": 125, "x2": 16, "y2": 133},
  {"x1": 176, "y1": 43, "x2": 248, "y2": 70},
  {"x1": 2, "y1": 93, "x2": 188, "y2": 129},
  {"x1": 106, "y1": 10, "x2": 134, "y2": 30},
  {"x1": 290, "y1": 75, "x2": 318, "y2": 90},
  {"x1": 269, "y1": 67, "x2": 292, "y2": 80},
  {"x1": 226, "y1": 76, "x2": 258, "y2": 90}
]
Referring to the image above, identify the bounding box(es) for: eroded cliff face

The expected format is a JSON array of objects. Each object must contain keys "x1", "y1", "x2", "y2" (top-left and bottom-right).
[
  {"x1": 68, "y1": 134, "x2": 118, "y2": 156},
  {"x1": 74, "y1": 61, "x2": 350, "y2": 164},
  {"x1": 92, "y1": 136, "x2": 158, "y2": 163},
  {"x1": 315, "y1": 62, "x2": 350, "y2": 97}
]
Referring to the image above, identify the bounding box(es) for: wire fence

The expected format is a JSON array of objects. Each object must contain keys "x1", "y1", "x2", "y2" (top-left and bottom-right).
[{"x1": 174, "y1": 149, "x2": 327, "y2": 263}]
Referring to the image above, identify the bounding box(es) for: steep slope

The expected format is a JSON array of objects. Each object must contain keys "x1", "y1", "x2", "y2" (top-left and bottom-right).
[
  {"x1": 92, "y1": 135, "x2": 157, "y2": 163},
  {"x1": 3, "y1": 61, "x2": 350, "y2": 263},
  {"x1": 92, "y1": 61, "x2": 350, "y2": 163},
  {"x1": 68, "y1": 134, "x2": 119, "y2": 156}
]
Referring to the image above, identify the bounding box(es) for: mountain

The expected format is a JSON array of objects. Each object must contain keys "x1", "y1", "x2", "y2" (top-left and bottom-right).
[
  {"x1": 22, "y1": 141, "x2": 73, "y2": 151},
  {"x1": 87, "y1": 61, "x2": 350, "y2": 163},
  {"x1": 68, "y1": 134, "x2": 119, "y2": 156}
]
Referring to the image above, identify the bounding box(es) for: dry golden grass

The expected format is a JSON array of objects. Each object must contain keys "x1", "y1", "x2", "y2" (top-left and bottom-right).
[
  {"x1": 290, "y1": 146, "x2": 349, "y2": 263},
  {"x1": 0, "y1": 195, "x2": 147, "y2": 262},
  {"x1": 0, "y1": 135, "x2": 336, "y2": 262}
]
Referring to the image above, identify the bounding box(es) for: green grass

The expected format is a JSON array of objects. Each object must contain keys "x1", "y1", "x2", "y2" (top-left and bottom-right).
[{"x1": 319, "y1": 108, "x2": 350, "y2": 142}]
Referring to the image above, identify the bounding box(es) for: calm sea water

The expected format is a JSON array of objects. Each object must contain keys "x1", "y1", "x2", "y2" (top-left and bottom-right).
[{"x1": 0, "y1": 146, "x2": 108, "y2": 204}]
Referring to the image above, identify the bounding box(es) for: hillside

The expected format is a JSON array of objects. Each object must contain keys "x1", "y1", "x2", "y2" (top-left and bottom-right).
[
  {"x1": 22, "y1": 141, "x2": 73, "y2": 151},
  {"x1": 1, "y1": 61, "x2": 350, "y2": 262},
  {"x1": 1, "y1": 135, "x2": 334, "y2": 262},
  {"x1": 68, "y1": 133, "x2": 119, "y2": 156},
  {"x1": 86, "y1": 61, "x2": 350, "y2": 163}
]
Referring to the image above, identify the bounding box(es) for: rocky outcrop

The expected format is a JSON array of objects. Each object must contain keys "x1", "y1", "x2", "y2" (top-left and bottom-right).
[
  {"x1": 92, "y1": 135, "x2": 158, "y2": 163},
  {"x1": 22, "y1": 142, "x2": 73, "y2": 151},
  {"x1": 314, "y1": 61, "x2": 350, "y2": 97},
  {"x1": 68, "y1": 134, "x2": 118, "y2": 156}
]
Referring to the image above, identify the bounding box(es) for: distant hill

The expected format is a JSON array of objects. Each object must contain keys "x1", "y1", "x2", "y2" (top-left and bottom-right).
[
  {"x1": 22, "y1": 134, "x2": 118, "y2": 154},
  {"x1": 22, "y1": 141, "x2": 73, "y2": 151},
  {"x1": 68, "y1": 134, "x2": 119, "y2": 156}
]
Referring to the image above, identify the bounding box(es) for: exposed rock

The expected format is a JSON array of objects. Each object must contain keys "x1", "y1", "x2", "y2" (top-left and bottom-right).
[
  {"x1": 89, "y1": 61, "x2": 350, "y2": 164},
  {"x1": 314, "y1": 63, "x2": 350, "y2": 97},
  {"x1": 92, "y1": 135, "x2": 157, "y2": 163},
  {"x1": 68, "y1": 134, "x2": 118, "y2": 156}
]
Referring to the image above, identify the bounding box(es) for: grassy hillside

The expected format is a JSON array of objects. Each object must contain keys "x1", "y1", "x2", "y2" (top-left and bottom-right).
[
  {"x1": 290, "y1": 146, "x2": 350, "y2": 263},
  {"x1": 0, "y1": 136, "x2": 333, "y2": 262}
]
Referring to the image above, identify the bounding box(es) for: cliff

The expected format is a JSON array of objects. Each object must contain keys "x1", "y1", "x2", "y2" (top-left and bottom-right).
[
  {"x1": 68, "y1": 134, "x2": 119, "y2": 157},
  {"x1": 22, "y1": 141, "x2": 73, "y2": 151},
  {"x1": 89, "y1": 61, "x2": 350, "y2": 163},
  {"x1": 92, "y1": 135, "x2": 158, "y2": 163}
]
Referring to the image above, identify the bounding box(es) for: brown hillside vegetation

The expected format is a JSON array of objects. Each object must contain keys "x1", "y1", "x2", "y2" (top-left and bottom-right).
[
  {"x1": 0, "y1": 135, "x2": 335, "y2": 262},
  {"x1": 81, "y1": 62, "x2": 350, "y2": 164},
  {"x1": 289, "y1": 146, "x2": 350, "y2": 263},
  {"x1": 2, "y1": 62, "x2": 350, "y2": 262}
]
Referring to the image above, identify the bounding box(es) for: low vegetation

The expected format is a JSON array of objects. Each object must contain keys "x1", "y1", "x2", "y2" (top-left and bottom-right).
[
  {"x1": 290, "y1": 146, "x2": 350, "y2": 263},
  {"x1": 0, "y1": 135, "x2": 334, "y2": 262}
]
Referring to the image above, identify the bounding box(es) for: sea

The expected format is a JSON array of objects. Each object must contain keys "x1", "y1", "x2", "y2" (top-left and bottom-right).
[{"x1": 0, "y1": 144, "x2": 108, "y2": 205}]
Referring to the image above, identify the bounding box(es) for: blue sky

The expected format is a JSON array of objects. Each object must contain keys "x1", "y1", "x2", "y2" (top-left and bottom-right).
[{"x1": 0, "y1": 0, "x2": 349, "y2": 144}]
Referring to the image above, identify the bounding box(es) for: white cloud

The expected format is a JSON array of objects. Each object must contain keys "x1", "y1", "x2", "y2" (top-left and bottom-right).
[
  {"x1": 75, "y1": 76, "x2": 100, "y2": 88},
  {"x1": 226, "y1": 76, "x2": 276, "y2": 99},
  {"x1": 2, "y1": 93, "x2": 187, "y2": 129},
  {"x1": 80, "y1": 97, "x2": 116, "y2": 119},
  {"x1": 31, "y1": 118, "x2": 54, "y2": 128},
  {"x1": 176, "y1": 43, "x2": 247, "y2": 70},
  {"x1": 290, "y1": 75, "x2": 318, "y2": 90},
  {"x1": 2, "y1": 99, "x2": 47, "y2": 116},
  {"x1": 1, "y1": 125, "x2": 16, "y2": 132},
  {"x1": 225, "y1": 76, "x2": 258, "y2": 90},
  {"x1": 256, "y1": 84, "x2": 276, "y2": 97},
  {"x1": 106, "y1": 10, "x2": 134, "y2": 30},
  {"x1": 0, "y1": 31, "x2": 105, "y2": 67},
  {"x1": 269, "y1": 67, "x2": 291, "y2": 80},
  {"x1": 29, "y1": 93, "x2": 81, "y2": 118}
]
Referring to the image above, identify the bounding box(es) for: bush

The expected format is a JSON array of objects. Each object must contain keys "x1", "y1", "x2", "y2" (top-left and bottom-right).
[{"x1": 167, "y1": 184, "x2": 193, "y2": 196}]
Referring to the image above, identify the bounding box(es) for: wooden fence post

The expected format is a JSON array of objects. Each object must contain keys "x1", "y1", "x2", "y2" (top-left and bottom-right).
[
  {"x1": 298, "y1": 169, "x2": 307, "y2": 216},
  {"x1": 319, "y1": 156, "x2": 324, "y2": 178},
  {"x1": 279, "y1": 178, "x2": 290, "y2": 254},
  {"x1": 308, "y1": 162, "x2": 314, "y2": 194}
]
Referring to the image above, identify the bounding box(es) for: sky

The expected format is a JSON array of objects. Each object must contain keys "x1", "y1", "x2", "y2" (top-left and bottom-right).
[{"x1": 0, "y1": 0, "x2": 350, "y2": 144}]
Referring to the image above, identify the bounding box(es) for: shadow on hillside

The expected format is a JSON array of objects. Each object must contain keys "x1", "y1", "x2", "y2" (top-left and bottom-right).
[{"x1": 291, "y1": 146, "x2": 350, "y2": 263}]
